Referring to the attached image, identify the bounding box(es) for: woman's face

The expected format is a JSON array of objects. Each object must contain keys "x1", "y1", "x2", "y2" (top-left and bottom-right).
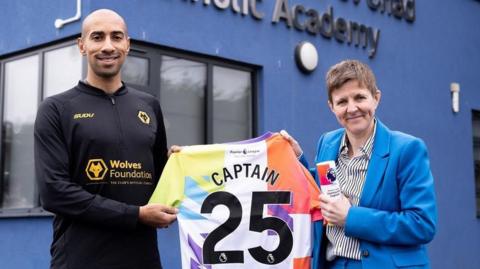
[{"x1": 328, "y1": 80, "x2": 380, "y2": 138}]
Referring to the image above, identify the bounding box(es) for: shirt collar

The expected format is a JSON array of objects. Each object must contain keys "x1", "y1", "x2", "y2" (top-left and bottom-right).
[{"x1": 76, "y1": 80, "x2": 128, "y2": 96}]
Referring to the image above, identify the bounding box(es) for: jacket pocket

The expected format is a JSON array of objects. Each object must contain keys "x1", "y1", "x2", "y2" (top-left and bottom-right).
[{"x1": 391, "y1": 249, "x2": 429, "y2": 267}]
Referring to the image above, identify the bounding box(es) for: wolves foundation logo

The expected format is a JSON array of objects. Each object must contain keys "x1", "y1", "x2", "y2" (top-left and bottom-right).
[
  {"x1": 138, "y1": 111, "x2": 150, "y2": 125},
  {"x1": 86, "y1": 159, "x2": 108, "y2": 180}
]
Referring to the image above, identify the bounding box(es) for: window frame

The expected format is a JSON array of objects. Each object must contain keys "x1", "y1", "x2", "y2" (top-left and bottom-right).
[
  {"x1": 472, "y1": 109, "x2": 480, "y2": 218},
  {"x1": 0, "y1": 38, "x2": 259, "y2": 218},
  {"x1": 0, "y1": 53, "x2": 44, "y2": 217}
]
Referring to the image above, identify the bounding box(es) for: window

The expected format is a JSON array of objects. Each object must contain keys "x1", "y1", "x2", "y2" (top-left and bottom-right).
[
  {"x1": 2, "y1": 55, "x2": 39, "y2": 209},
  {"x1": 160, "y1": 56, "x2": 207, "y2": 145},
  {"x1": 0, "y1": 42, "x2": 82, "y2": 215},
  {"x1": 473, "y1": 110, "x2": 480, "y2": 217},
  {"x1": 212, "y1": 66, "x2": 252, "y2": 143},
  {"x1": 127, "y1": 43, "x2": 257, "y2": 146},
  {"x1": 44, "y1": 45, "x2": 82, "y2": 97},
  {"x1": 122, "y1": 55, "x2": 149, "y2": 86},
  {"x1": 0, "y1": 39, "x2": 257, "y2": 216}
]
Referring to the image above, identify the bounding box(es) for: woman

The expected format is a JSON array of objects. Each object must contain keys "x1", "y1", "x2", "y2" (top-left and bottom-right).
[{"x1": 283, "y1": 60, "x2": 437, "y2": 269}]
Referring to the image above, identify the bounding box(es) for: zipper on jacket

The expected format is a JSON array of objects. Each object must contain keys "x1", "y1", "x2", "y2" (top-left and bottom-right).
[{"x1": 108, "y1": 95, "x2": 126, "y2": 149}]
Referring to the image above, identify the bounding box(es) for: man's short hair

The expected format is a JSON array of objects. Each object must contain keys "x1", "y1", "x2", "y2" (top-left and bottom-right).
[{"x1": 325, "y1": 60, "x2": 378, "y2": 102}]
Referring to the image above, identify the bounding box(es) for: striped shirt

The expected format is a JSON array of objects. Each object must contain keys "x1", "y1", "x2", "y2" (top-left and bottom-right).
[{"x1": 325, "y1": 121, "x2": 376, "y2": 261}]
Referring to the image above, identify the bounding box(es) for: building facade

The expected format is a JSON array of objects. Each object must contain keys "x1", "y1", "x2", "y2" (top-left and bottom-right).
[{"x1": 0, "y1": 0, "x2": 479, "y2": 268}]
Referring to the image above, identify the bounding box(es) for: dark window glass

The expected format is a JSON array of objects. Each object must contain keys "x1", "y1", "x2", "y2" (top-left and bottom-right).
[
  {"x1": 160, "y1": 56, "x2": 207, "y2": 146},
  {"x1": 2, "y1": 55, "x2": 39, "y2": 209},
  {"x1": 122, "y1": 55, "x2": 149, "y2": 86},
  {"x1": 44, "y1": 44, "x2": 82, "y2": 97},
  {"x1": 473, "y1": 110, "x2": 480, "y2": 217},
  {"x1": 212, "y1": 66, "x2": 252, "y2": 143}
]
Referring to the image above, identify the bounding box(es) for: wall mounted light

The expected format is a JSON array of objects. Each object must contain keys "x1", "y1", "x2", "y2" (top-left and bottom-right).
[
  {"x1": 295, "y1": 41, "x2": 318, "y2": 74},
  {"x1": 450, "y1": 82, "x2": 460, "y2": 113}
]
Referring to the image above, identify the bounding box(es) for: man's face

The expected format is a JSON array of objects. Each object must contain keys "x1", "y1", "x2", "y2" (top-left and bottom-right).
[
  {"x1": 78, "y1": 13, "x2": 130, "y2": 80},
  {"x1": 328, "y1": 80, "x2": 380, "y2": 138}
]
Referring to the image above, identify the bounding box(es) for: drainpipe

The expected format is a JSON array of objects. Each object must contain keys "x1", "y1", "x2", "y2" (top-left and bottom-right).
[{"x1": 54, "y1": 0, "x2": 82, "y2": 29}]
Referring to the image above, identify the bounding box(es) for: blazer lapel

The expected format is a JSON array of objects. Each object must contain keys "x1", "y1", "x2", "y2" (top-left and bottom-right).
[
  {"x1": 318, "y1": 133, "x2": 342, "y2": 163},
  {"x1": 359, "y1": 120, "x2": 391, "y2": 207}
]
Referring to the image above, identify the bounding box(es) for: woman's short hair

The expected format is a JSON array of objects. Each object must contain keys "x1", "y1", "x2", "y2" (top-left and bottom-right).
[{"x1": 326, "y1": 60, "x2": 379, "y2": 102}]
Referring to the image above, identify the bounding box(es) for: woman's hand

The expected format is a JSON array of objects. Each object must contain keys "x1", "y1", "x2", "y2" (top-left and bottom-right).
[
  {"x1": 168, "y1": 145, "x2": 183, "y2": 157},
  {"x1": 279, "y1": 130, "x2": 303, "y2": 158},
  {"x1": 319, "y1": 193, "x2": 351, "y2": 227}
]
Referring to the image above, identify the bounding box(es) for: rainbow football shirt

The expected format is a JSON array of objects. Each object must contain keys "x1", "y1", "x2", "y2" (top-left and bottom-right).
[{"x1": 149, "y1": 133, "x2": 322, "y2": 268}]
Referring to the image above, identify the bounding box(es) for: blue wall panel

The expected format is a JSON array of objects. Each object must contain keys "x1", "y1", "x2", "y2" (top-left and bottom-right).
[
  {"x1": 0, "y1": 218, "x2": 51, "y2": 268},
  {"x1": 1, "y1": 0, "x2": 480, "y2": 268}
]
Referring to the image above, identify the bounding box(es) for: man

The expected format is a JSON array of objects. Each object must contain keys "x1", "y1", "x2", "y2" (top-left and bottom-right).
[{"x1": 34, "y1": 9, "x2": 177, "y2": 269}]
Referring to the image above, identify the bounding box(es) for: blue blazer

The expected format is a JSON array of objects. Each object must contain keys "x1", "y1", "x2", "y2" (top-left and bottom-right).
[{"x1": 301, "y1": 120, "x2": 437, "y2": 269}]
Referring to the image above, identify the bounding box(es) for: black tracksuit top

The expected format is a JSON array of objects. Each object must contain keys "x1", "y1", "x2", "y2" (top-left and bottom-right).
[{"x1": 34, "y1": 81, "x2": 168, "y2": 269}]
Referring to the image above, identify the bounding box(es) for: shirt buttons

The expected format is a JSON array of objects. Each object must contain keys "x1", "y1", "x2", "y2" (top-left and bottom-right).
[{"x1": 361, "y1": 250, "x2": 370, "y2": 257}]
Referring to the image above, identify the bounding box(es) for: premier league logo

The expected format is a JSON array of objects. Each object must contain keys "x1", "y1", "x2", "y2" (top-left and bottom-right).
[
  {"x1": 326, "y1": 167, "x2": 336, "y2": 183},
  {"x1": 219, "y1": 253, "x2": 228, "y2": 263},
  {"x1": 317, "y1": 161, "x2": 341, "y2": 199}
]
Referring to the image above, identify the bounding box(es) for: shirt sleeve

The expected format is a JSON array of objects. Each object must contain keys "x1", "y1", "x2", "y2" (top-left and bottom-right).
[
  {"x1": 34, "y1": 98, "x2": 139, "y2": 230},
  {"x1": 149, "y1": 153, "x2": 184, "y2": 207},
  {"x1": 152, "y1": 99, "x2": 168, "y2": 182}
]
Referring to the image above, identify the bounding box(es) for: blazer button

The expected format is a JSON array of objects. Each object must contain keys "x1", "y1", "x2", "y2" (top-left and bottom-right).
[{"x1": 362, "y1": 250, "x2": 370, "y2": 257}]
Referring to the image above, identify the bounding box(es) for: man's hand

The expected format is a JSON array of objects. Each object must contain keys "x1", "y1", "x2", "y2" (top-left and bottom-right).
[
  {"x1": 139, "y1": 204, "x2": 178, "y2": 228},
  {"x1": 279, "y1": 130, "x2": 303, "y2": 158},
  {"x1": 319, "y1": 193, "x2": 351, "y2": 227}
]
